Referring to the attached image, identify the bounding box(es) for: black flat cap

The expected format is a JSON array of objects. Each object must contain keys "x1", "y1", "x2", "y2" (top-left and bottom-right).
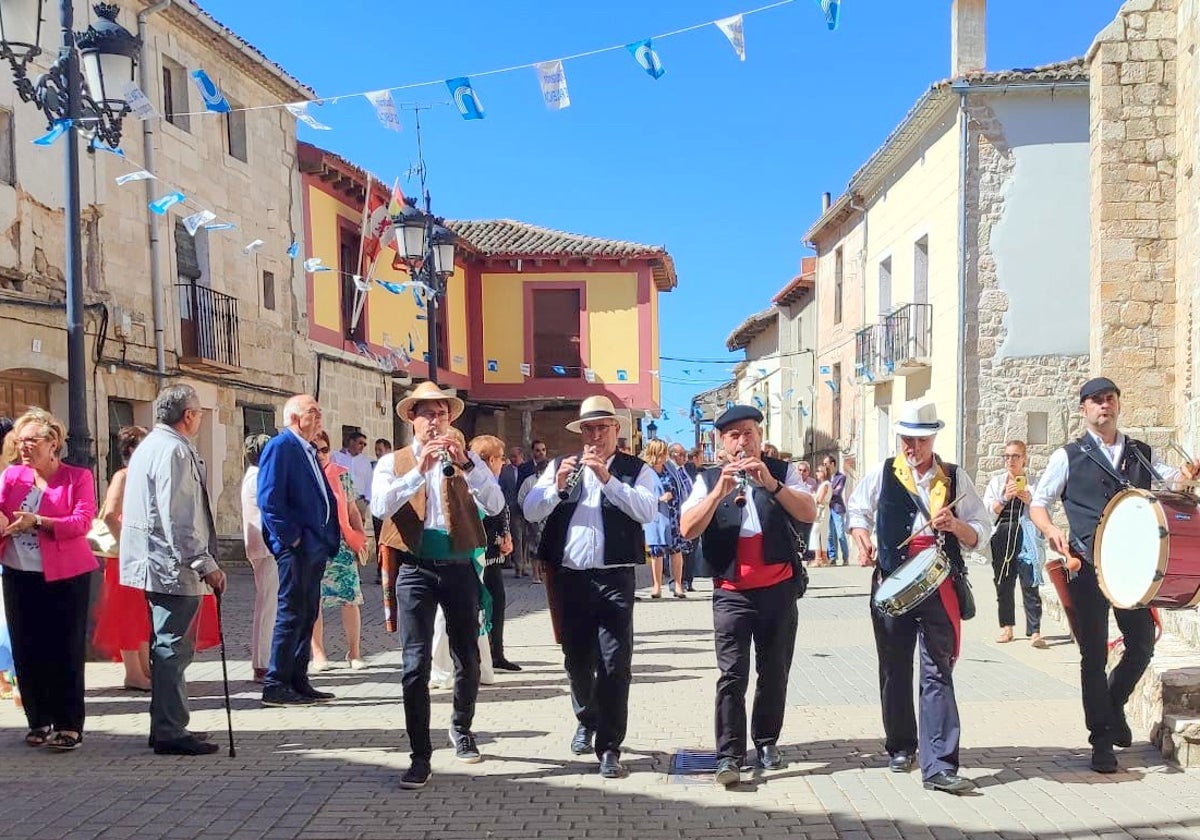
[
  {"x1": 714, "y1": 404, "x2": 763, "y2": 430},
  {"x1": 1080, "y1": 377, "x2": 1121, "y2": 402}
]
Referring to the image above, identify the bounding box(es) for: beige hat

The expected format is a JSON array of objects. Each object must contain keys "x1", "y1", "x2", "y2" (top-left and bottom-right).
[
  {"x1": 565, "y1": 395, "x2": 631, "y2": 437},
  {"x1": 395, "y1": 381, "x2": 465, "y2": 422}
]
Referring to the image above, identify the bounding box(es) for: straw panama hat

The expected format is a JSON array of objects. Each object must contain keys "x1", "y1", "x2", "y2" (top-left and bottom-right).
[{"x1": 395, "y1": 381, "x2": 465, "y2": 422}]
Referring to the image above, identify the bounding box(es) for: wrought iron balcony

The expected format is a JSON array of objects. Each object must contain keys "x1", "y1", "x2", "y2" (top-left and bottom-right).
[
  {"x1": 882, "y1": 303, "x2": 932, "y2": 374},
  {"x1": 854, "y1": 323, "x2": 892, "y2": 384},
  {"x1": 176, "y1": 283, "x2": 241, "y2": 373}
]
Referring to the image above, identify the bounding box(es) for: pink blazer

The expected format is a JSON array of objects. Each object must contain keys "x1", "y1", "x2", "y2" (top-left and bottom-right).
[{"x1": 0, "y1": 463, "x2": 98, "y2": 581}]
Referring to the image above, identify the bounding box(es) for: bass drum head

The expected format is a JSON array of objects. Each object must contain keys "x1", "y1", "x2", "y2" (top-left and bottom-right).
[{"x1": 1096, "y1": 489, "x2": 1168, "y2": 609}]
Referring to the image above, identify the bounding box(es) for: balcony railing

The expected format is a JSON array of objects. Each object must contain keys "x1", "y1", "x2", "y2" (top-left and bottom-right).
[
  {"x1": 882, "y1": 303, "x2": 932, "y2": 374},
  {"x1": 177, "y1": 283, "x2": 241, "y2": 372},
  {"x1": 854, "y1": 323, "x2": 892, "y2": 384}
]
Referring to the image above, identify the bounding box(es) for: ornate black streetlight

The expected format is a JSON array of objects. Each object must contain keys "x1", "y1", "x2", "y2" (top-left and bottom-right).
[
  {"x1": 0, "y1": 2, "x2": 140, "y2": 466},
  {"x1": 646, "y1": 419, "x2": 658, "y2": 440},
  {"x1": 394, "y1": 193, "x2": 458, "y2": 386}
]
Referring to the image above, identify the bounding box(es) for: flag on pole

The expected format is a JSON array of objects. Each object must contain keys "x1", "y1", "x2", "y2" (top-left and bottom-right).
[
  {"x1": 364, "y1": 89, "x2": 402, "y2": 132},
  {"x1": 534, "y1": 60, "x2": 570, "y2": 110},
  {"x1": 190, "y1": 69, "x2": 230, "y2": 113},
  {"x1": 626, "y1": 39, "x2": 665, "y2": 79},
  {"x1": 714, "y1": 15, "x2": 746, "y2": 61},
  {"x1": 357, "y1": 176, "x2": 391, "y2": 276},
  {"x1": 815, "y1": 0, "x2": 840, "y2": 30},
  {"x1": 446, "y1": 77, "x2": 485, "y2": 120},
  {"x1": 386, "y1": 177, "x2": 405, "y2": 217}
]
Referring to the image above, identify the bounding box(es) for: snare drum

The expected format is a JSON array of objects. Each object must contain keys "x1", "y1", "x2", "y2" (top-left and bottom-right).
[
  {"x1": 1094, "y1": 488, "x2": 1200, "y2": 609},
  {"x1": 873, "y1": 546, "x2": 952, "y2": 617}
]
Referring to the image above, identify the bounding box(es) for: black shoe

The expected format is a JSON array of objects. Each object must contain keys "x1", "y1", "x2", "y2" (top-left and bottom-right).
[
  {"x1": 757, "y1": 744, "x2": 783, "y2": 770},
  {"x1": 1112, "y1": 713, "x2": 1133, "y2": 748},
  {"x1": 399, "y1": 761, "x2": 432, "y2": 790},
  {"x1": 598, "y1": 750, "x2": 626, "y2": 779},
  {"x1": 685, "y1": 582, "x2": 695, "y2": 592},
  {"x1": 148, "y1": 731, "x2": 208, "y2": 748},
  {"x1": 923, "y1": 771, "x2": 976, "y2": 794},
  {"x1": 450, "y1": 728, "x2": 481, "y2": 764},
  {"x1": 889, "y1": 751, "x2": 916, "y2": 773},
  {"x1": 570, "y1": 724, "x2": 594, "y2": 755},
  {"x1": 714, "y1": 756, "x2": 741, "y2": 787},
  {"x1": 1091, "y1": 743, "x2": 1119, "y2": 774},
  {"x1": 295, "y1": 685, "x2": 335, "y2": 702},
  {"x1": 493, "y1": 659, "x2": 522, "y2": 672},
  {"x1": 262, "y1": 687, "x2": 315, "y2": 707},
  {"x1": 154, "y1": 735, "x2": 218, "y2": 756}
]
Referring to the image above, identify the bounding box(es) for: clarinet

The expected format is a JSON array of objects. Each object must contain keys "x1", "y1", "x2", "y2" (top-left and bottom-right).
[
  {"x1": 558, "y1": 452, "x2": 587, "y2": 500},
  {"x1": 733, "y1": 449, "x2": 749, "y2": 508},
  {"x1": 440, "y1": 449, "x2": 456, "y2": 477}
]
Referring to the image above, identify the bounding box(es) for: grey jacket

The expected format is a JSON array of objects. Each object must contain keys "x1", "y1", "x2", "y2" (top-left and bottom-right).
[{"x1": 119, "y1": 424, "x2": 220, "y2": 595}]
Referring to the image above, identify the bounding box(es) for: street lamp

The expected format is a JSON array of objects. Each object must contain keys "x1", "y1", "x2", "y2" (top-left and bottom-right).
[
  {"x1": 393, "y1": 194, "x2": 457, "y2": 385},
  {"x1": 646, "y1": 419, "x2": 658, "y2": 440},
  {"x1": 0, "y1": 1, "x2": 140, "y2": 467}
]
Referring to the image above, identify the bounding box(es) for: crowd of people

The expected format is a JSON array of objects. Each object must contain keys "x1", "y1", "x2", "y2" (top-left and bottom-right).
[{"x1": 0, "y1": 375, "x2": 1184, "y2": 793}]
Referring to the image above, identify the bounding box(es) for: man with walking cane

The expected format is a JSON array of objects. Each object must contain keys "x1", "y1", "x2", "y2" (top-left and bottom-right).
[{"x1": 121, "y1": 384, "x2": 225, "y2": 756}]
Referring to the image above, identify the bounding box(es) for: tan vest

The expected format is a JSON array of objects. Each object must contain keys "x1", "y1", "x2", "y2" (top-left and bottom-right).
[{"x1": 378, "y1": 446, "x2": 486, "y2": 556}]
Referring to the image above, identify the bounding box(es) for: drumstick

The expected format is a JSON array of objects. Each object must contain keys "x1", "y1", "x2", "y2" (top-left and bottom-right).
[{"x1": 896, "y1": 493, "x2": 969, "y2": 550}]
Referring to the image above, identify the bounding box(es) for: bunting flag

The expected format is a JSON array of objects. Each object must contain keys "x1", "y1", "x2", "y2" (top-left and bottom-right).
[
  {"x1": 714, "y1": 14, "x2": 746, "y2": 61},
  {"x1": 364, "y1": 89, "x2": 402, "y2": 132},
  {"x1": 358, "y1": 179, "x2": 391, "y2": 276},
  {"x1": 535, "y1": 60, "x2": 570, "y2": 110},
  {"x1": 190, "y1": 69, "x2": 230, "y2": 113},
  {"x1": 148, "y1": 190, "x2": 185, "y2": 215},
  {"x1": 446, "y1": 77, "x2": 485, "y2": 120},
  {"x1": 287, "y1": 240, "x2": 301, "y2": 259},
  {"x1": 815, "y1": 0, "x2": 840, "y2": 30},
  {"x1": 617, "y1": 369, "x2": 628, "y2": 381},
  {"x1": 520, "y1": 362, "x2": 531, "y2": 376},
  {"x1": 90, "y1": 136, "x2": 124, "y2": 156},
  {"x1": 32, "y1": 120, "x2": 71, "y2": 146},
  {"x1": 243, "y1": 239, "x2": 264, "y2": 255},
  {"x1": 753, "y1": 395, "x2": 765, "y2": 409},
  {"x1": 285, "y1": 102, "x2": 331, "y2": 130},
  {"x1": 411, "y1": 286, "x2": 425, "y2": 308},
  {"x1": 584, "y1": 368, "x2": 596, "y2": 383},
  {"x1": 114, "y1": 169, "x2": 155, "y2": 186},
  {"x1": 487, "y1": 359, "x2": 499, "y2": 372},
  {"x1": 204, "y1": 222, "x2": 237, "y2": 232},
  {"x1": 352, "y1": 275, "x2": 372, "y2": 293},
  {"x1": 626, "y1": 39, "x2": 665, "y2": 79},
  {"x1": 183, "y1": 209, "x2": 216, "y2": 236},
  {"x1": 377, "y1": 280, "x2": 406, "y2": 295},
  {"x1": 120, "y1": 81, "x2": 157, "y2": 119},
  {"x1": 552, "y1": 365, "x2": 567, "y2": 376}
]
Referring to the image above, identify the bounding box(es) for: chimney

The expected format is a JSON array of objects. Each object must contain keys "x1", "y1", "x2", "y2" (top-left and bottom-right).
[
  {"x1": 821, "y1": 192, "x2": 831, "y2": 212},
  {"x1": 951, "y1": 0, "x2": 986, "y2": 78}
]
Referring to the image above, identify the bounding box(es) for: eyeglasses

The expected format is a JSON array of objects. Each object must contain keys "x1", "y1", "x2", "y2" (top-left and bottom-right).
[
  {"x1": 1002, "y1": 453, "x2": 1024, "y2": 460},
  {"x1": 579, "y1": 423, "x2": 618, "y2": 436},
  {"x1": 316, "y1": 447, "x2": 330, "y2": 454},
  {"x1": 15, "y1": 436, "x2": 47, "y2": 446},
  {"x1": 416, "y1": 410, "x2": 450, "y2": 420}
]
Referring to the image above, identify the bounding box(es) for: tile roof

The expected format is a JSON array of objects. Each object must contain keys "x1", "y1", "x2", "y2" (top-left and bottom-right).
[
  {"x1": 772, "y1": 256, "x2": 817, "y2": 307},
  {"x1": 956, "y1": 57, "x2": 1088, "y2": 86},
  {"x1": 726, "y1": 306, "x2": 777, "y2": 352},
  {"x1": 447, "y1": 219, "x2": 677, "y2": 290}
]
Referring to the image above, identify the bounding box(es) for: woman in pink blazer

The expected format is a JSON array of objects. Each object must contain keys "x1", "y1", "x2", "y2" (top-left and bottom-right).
[{"x1": 0, "y1": 408, "x2": 97, "y2": 752}]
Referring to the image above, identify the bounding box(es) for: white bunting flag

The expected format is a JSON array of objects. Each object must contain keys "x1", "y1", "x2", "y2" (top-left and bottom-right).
[
  {"x1": 519, "y1": 362, "x2": 531, "y2": 377},
  {"x1": 364, "y1": 90, "x2": 402, "y2": 132},
  {"x1": 285, "y1": 102, "x2": 331, "y2": 130},
  {"x1": 243, "y1": 239, "x2": 264, "y2": 255},
  {"x1": 114, "y1": 169, "x2": 155, "y2": 186},
  {"x1": 584, "y1": 368, "x2": 596, "y2": 383},
  {"x1": 120, "y1": 81, "x2": 158, "y2": 119},
  {"x1": 534, "y1": 60, "x2": 570, "y2": 110},
  {"x1": 715, "y1": 14, "x2": 746, "y2": 61},
  {"x1": 183, "y1": 209, "x2": 216, "y2": 236}
]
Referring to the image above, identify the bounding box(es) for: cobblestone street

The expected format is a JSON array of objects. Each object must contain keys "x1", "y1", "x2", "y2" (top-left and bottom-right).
[{"x1": 2, "y1": 562, "x2": 1199, "y2": 840}]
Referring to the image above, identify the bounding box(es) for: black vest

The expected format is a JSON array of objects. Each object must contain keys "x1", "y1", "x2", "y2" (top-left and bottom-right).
[
  {"x1": 538, "y1": 451, "x2": 647, "y2": 567},
  {"x1": 698, "y1": 456, "x2": 807, "y2": 580},
  {"x1": 1062, "y1": 434, "x2": 1153, "y2": 562},
  {"x1": 876, "y1": 457, "x2": 963, "y2": 577}
]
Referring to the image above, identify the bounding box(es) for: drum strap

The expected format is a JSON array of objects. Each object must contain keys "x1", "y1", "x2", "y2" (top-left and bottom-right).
[{"x1": 1077, "y1": 442, "x2": 1131, "y2": 488}]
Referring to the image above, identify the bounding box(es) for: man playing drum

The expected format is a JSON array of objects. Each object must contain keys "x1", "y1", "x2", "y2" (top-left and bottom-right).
[
  {"x1": 847, "y1": 400, "x2": 990, "y2": 795},
  {"x1": 1030, "y1": 376, "x2": 1200, "y2": 774}
]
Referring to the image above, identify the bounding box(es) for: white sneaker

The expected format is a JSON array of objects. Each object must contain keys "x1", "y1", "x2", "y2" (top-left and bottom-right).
[
  {"x1": 309, "y1": 659, "x2": 329, "y2": 674},
  {"x1": 347, "y1": 657, "x2": 367, "y2": 670}
]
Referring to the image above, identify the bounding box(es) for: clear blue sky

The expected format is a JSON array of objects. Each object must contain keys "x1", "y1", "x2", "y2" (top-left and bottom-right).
[{"x1": 200, "y1": 0, "x2": 1121, "y2": 442}]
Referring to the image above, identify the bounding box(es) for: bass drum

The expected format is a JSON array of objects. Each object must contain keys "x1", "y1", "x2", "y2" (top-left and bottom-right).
[
  {"x1": 872, "y1": 546, "x2": 951, "y2": 618},
  {"x1": 1094, "y1": 488, "x2": 1200, "y2": 609}
]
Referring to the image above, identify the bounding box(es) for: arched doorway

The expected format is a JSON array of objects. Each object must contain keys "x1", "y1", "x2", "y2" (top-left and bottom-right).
[{"x1": 0, "y1": 368, "x2": 64, "y2": 419}]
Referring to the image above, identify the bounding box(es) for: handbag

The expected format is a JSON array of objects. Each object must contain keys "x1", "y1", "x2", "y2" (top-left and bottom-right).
[
  {"x1": 952, "y1": 568, "x2": 976, "y2": 621},
  {"x1": 87, "y1": 517, "x2": 118, "y2": 558}
]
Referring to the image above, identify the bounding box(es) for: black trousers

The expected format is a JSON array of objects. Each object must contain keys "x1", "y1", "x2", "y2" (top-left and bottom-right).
[
  {"x1": 2, "y1": 568, "x2": 91, "y2": 733},
  {"x1": 871, "y1": 577, "x2": 961, "y2": 781},
  {"x1": 482, "y1": 563, "x2": 507, "y2": 661},
  {"x1": 557, "y1": 566, "x2": 636, "y2": 757},
  {"x1": 712, "y1": 579, "x2": 798, "y2": 763},
  {"x1": 1068, "y1": 562, "x2": 1155, "y2": 745},
  {"x1": 991, "y1": 523, "x2": 1042, "y2": 634},
  {"x1": 397, "y1": 560, "x2": 480, "y2": 762}
]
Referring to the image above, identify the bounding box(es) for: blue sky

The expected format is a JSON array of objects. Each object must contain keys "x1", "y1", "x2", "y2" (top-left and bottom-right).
[{"x1": 200, "y1": 0, "x2": 1121, "y2": 442}]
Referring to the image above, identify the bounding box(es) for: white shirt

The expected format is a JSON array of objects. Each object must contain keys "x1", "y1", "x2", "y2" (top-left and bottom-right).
[
  {"x1": 1031, "y1": 430, "x2": 1178, "y2": 511},
  {"x1": 680, "y1": 463, "x2": 810, "y2": 537},
  {"x1": 982, "y1": 470, "x2": 1039, "y2": 516},
  {"x1": 522, "y1": 456, "x2": 659, "y2": 570},
  {"x1": 240, "y1": 465, "x2": 270, "y2": 561},
  {"x1": 288, "y1": 427, "x2": 329, "y2": 524},
  {"x1": 847, "y1": 459, "x2": 992, "y2": 548},
  {"x1": 332, "y1": 449, "x2": 374, "y2": 502},
  {"x1": 370, "y1": 442, "x2": 505, "y2": 529}
]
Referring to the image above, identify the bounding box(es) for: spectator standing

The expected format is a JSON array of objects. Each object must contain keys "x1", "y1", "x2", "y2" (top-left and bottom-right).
[
  {"x1": 241, "y1": 433, "x2": 276, "y2": 683},
  {"x1": 332, "y1": 431, "x2": 373, "y2": 544},
  {"x1": 121, "y1": 385, "x2": 226, "y2": 755},
  {"x1": 796, "y1": 461, "x2": 818, "y2": 493},
  {"x1": 501, "y1": 446, "x2": 524, "y2": 575},
  {"x1": 473, "y1": 435, "x2": 521, "y2": 671},
  {"x1": 371, "y1": 439, "x2": 393, "y2": 584},
  {"x1": 685, "y1": 448, "x2": 703, "y2": 481},
  {"x1": 823, "y1": 454, "x2": 851, "y2": 565},
  {"x1": 983, "y1": 440, "x2": 1045, "y2": 648},
  {"x1": 517, "y1": 441, "x2": 549, "y2": 579},
  {"x1": 811, "y1": 465, "x2": 832, "y2": 566}
]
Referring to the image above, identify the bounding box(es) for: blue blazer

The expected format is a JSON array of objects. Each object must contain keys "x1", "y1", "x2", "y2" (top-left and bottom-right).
[{"x1": 256, "y1": 430, "x2": 340, "y2": 558}]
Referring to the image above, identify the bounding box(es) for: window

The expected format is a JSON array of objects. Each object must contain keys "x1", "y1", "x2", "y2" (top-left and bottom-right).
[
  {"x1": 1027, "y1": 411, "x2": 1048, "y2": 446},
  {"x1": 338, "y1": 226, "x2": 365, "y2": 342},
  {"x1": 532, "y1": 288, "x2": 582, "y2": 378},
  {"x1": 831, "y1": 363, "x2": 842, "y2": 443},
  {"x1": 225, "y1": 97, "x2": 247, "y2": 162},
  {"x1": 161, "y1": 58, "x2": 190, "y2": 132},
  {"x1": 878, "y1": 257, "x2": 892, "y2": 315},
  {"x1": 0, "y1": 108, "x2": 13, "y2": 186},
  {"x1": 914, "y1": 237, "x2": 929, "y2": 305},
  {"x1": 243, "y1": 405, "x2": 276, "y2": 440},
  {"x1": 877, "y1": 404, "x2": 890, "y2": 461},
  {"x1": 107, "y1": 399, "x2": 135, "y2": 480},
  {"x1": 262, "y1": 270, "x2": 275, "y2": 311},
  {"x1": 833, "y1": 247, "x2": 844, "y2": 325}
]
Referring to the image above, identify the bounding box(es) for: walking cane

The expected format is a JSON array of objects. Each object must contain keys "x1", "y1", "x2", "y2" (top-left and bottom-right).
[{"x1": 214, "y1": 593, "x2": 236, "y2": 758}]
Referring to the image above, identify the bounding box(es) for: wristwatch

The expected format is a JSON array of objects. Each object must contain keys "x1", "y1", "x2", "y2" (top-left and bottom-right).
[
  {"x1": 770, "y1": 480, "x2": 784, "y2": 496},
  {"x1": 459, "y1": 457, "x2": 475, "y2": 473}
]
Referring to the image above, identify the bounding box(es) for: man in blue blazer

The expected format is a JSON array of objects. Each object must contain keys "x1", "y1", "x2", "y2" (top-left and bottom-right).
[{"x1": 257, "y1": 393, "x2": 341, "y2": 707}]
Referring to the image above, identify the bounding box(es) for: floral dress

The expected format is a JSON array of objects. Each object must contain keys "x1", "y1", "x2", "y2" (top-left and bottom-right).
[
  {"x1": 643, "y1": 467, "x2": 693, "y2": 557},
  {"x1": 320, "y1": 471, "x2": 364, "y2": 608}
]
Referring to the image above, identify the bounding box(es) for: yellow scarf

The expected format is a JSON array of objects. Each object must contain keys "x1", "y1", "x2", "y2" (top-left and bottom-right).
[{"x1": 892, "y1": 456, "x2": 950, "y2": 516}]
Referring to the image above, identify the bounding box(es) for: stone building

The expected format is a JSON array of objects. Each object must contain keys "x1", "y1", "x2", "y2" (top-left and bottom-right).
[
  {"x1": 804, "y1": 0, "x2": 1092, "y2": 482},
  {"x1": 0, "y1": 1, "x2": 313, "y2": 547}
]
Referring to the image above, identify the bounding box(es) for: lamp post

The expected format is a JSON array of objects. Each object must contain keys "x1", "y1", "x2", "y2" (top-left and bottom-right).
[
  {"x1": 0, "y1": 1, "x2": 139, "y2": 467},
  {"x1": 394, "y1": 192, "x2": 457, "y2": 386},
  {"x1": 646, "y1": 419, "x2": 657, "y2": 441}
]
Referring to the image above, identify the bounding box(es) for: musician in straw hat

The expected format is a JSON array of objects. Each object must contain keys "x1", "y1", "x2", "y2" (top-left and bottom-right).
[
  {"x1": 846, "y1": 399, "x2": 990, "y2": 795},
  {"x1": 522, "y1": 395, "x2": 659, "y2": 780},
  {"x1": 370, "y1": 382, "x2": 505, "y2": 790}
]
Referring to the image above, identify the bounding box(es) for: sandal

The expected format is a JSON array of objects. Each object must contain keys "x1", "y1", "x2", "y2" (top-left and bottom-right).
[
  {"x1": 47, "y1": 731, "x2": 82, "y2": 751},
  {"x1": 24, "y1": 726, "x2": 51, "y2": 747}
]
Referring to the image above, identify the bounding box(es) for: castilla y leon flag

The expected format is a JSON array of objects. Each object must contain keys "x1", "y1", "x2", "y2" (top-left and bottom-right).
[{"x1": 357, "y1": 176, "x2": 392, "y2": 276}]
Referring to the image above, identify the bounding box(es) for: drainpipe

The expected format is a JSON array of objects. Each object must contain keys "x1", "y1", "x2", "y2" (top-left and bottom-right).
[
  {"x1": 955, "y1": 86, "x2": 969, "y2": 465},
  {"x1": 139, "y1": 0, "x2": 173, "y2": 381},
  {"x1": 849, "y1": 195, "x2": 868, "y2": 470}
]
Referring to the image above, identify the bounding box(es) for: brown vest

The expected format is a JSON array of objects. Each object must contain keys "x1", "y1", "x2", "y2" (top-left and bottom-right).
[{"x1": 377, "y1": 446, "x2": 487, "y2": 556}]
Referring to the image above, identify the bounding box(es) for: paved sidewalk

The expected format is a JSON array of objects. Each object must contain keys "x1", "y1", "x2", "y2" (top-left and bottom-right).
[{"x1": 1, "y1": 561, "x2": 1199, "y2": 839}]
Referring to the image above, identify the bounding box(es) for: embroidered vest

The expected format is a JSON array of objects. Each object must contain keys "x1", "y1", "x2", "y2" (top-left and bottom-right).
[{"x1": 377, "y1": 446, "x2": 486, "y2": 557}]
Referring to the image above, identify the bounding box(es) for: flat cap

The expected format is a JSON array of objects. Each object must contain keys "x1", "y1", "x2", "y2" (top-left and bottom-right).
[
  {"x1": 1079, "y1": 377, "x2": 1121, "y2": 402},
  {"x1": 714, "y1": 404, "x2": 763, "y2": 430}
]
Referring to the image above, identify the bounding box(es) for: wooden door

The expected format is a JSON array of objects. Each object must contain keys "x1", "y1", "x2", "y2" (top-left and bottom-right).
[{"x1": 0, "y1": 376, "x2": 50, "y2": 419}]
